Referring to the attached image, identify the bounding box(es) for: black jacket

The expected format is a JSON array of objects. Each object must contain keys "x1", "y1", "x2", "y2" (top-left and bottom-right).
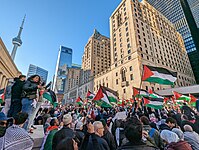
[
  {"x1": 102, "y1": 128, "x2": 117, "y2": 150},
  {"x1": 117, "y1": 142, "x2": 159, "y2": 150},
  {"x1": 11, "y1": 78, "x2": 25, "y2": 99},
  {"x1": 80, "y1": 133, "x2": 110, "y2": 150},
  {"x1": 22, "y1": 79, "x2": 38, "y2": 99},
  {"x1": 52, "y1": 126, "x2": 74, "y2": 150}
]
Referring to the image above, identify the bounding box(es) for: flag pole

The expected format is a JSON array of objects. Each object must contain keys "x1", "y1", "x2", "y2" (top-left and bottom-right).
[{"x1": 139, "y1": 64, "x2": 144, "y2": 110}]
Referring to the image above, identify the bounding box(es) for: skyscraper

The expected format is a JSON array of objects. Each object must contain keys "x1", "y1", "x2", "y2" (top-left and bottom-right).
[
  {"x1": 82, "y1": 29, "x2": 111, "y2": 76},
  {"x1": 27, "y1": 64, "x2": 48, "y2": 83},
  {"x1": 187, "y1": 0, "x2": 199, "y2": 28},
  {"x1": 93, "y1": 0, "x2": 195, "y2": 99},
  {"x1": 147, "y1": 0, "x2": 199, "y2": 83},
  {"x1": 11, "y1": 15, "x2": 25, "y2": 61},
  {"x1": 53, "y1": 46, "x2": 72, "y2": 93}
]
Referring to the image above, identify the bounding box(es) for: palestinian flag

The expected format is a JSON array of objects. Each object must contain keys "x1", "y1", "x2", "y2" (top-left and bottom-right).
[
  {"x1": 142, "y1": 65, "x2": 177, "y2": 85},
  {"x1": 103, "y1": 86, "x2": 118, "y2": 104},
  {"x1": 133, "y1": 87, "x2": 149, "y2": 98},
  {"x1": 189, "y1": 94, "x2": 197, "y2": 107},
  {"x1": 76, "y1": 97, "x2": 83, "y2": 106},
  {"x1": 93, "y1": 86, "x2": 112, "y2": 108},
  {"x1": 86, "y1": 91, "x2": 95, "y2": 100},
  {"x1": 43, "y1": 90, "x2": 57, "y2": 107},
  {"x1": 143, "y1": 97, "x2": 164, "y2": 109},
  {"x1": 148, "y1": 89, "x2": 164, "y2": 99},
  {"x1": 173, "y1": 91, "x2": 190, "y2": 101},
  {"x1": 0, "y1": 89, "x2": 5, "y2": 104}
]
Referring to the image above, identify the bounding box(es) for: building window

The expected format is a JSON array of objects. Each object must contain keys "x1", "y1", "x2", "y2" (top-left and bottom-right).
[
  {"x1": 116, "y1": 79, "x2": 118, "y2": 85},
  {"x1": 123, "y1": 89, "x2": 126, "y2": 93},
  {"x1": 121, "y1": 67, "x2": 126, "y2": 82},
  {"x1": 116, "y1": 72, "x2": 118, "y2": 76},
  {"x1": 130, "y1": 66, "x2": 132, "y2": 71},
  {"x1": 128, "y1": 56, "x2": 131, "y2": 60},
  {"x1": 130, "y1": 74, "x2": 134, "y2": 80}
]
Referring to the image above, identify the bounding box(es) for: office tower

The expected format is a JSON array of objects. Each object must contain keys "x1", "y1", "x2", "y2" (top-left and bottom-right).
[
  {"x1": 53, "y1": 46, "x2": 72, "y2": 93},
  {"x1": 187, "y1": 0, "x2": 199, "y2": 28},
  {"x1": 11, "y1": 15, "x2": 25, "y2": 61},
  {"x1": 93, "y1": 0, "x2": 195, "y2": 99},
  {"x1": 148, "y1": 0, "x2": 199, "y2": 83},
  {"x1": 27, "y1": 64, "x2": 48, "y2": 83},
  {"x1": 82, "y1": 29, "x2": 111, "y2": 76}
]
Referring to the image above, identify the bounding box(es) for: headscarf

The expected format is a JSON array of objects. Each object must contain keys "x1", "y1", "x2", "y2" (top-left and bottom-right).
[
  {"x1": 160, "y1": 130, "x2": 179, "y2": 143},
  {"x1": 172, "y1": 128, "x2": 184, "y2": 140}
]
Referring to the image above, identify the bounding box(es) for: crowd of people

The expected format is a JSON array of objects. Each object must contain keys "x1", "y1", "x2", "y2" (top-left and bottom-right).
[{"x1": 0, "y1": 74, "x2": 199, "y2": 150}]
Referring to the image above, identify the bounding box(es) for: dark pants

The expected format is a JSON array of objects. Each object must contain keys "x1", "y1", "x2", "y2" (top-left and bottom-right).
[{"x1": 7, "y1": 99, "x2": 22, "y2": 118}]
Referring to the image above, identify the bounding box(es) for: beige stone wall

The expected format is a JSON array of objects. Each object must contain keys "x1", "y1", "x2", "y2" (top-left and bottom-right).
[
  {"x1": 82, "y1": 30, "x2": 111, "y2": 76},
  {"x1": 93, "y1": 0, "x2": 196, "y2": 99},
  {"x1": 0, "y1": 38, "x2": 21, "y2": 89}
]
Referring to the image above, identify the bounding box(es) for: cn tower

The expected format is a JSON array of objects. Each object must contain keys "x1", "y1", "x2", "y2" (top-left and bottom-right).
[{"x1": 11, "y1": 15, "x2": 25, "y2": 61}]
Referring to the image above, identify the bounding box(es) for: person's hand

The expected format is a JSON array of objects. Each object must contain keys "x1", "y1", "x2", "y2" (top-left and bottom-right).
[
  {"x1": 142, "y1": 130, "x2": 149, "y2": 138},
  {"x1": 87, "y1": 122, "x2": 94, "y2": 134}
]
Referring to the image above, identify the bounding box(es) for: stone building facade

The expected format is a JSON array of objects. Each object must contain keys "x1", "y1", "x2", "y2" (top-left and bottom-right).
[{"x1": 93, "y1": 0, "x2": 195, "y2": 99}]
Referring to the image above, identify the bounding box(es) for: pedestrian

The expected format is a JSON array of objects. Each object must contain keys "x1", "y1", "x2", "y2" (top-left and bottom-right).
[
  {"x1": 0, "y1": 112, "x2": 8, "y2": 138},
  {"x1": 55, "y1": 137, "x2": 78, "y2": 150}
]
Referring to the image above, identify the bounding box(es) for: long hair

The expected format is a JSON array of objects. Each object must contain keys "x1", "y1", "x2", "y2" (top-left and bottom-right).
[{"x1": 28, "y1": 74, "x2": 41, "y2": 84}]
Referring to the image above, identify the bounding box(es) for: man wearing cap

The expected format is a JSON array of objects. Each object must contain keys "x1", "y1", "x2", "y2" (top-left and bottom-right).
[{"x1": 52, "y1": 113, "x2": 75, "y2": 150}]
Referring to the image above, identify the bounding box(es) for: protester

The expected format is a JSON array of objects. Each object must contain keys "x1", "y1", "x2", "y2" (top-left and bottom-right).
[
  {"x1": 74, "y1": 121, "x2": 84, "y2": 147},
  {"x1": 3, "y1": 79, "x2": 15, "y2": 116},
  {"x1": 184, "y1": 125, "x2": 199, "y2": 150},
  {"x1": 100, "y1": 119, "x2": 117, "y2": 150},
  {"x1": 0, "y1": 112, "x2": 34, "y2": 150},
  {"x1": 81, "y1": 121, "x2": 110, "y2": 150},
  {"x1": 0, "y1": 112, "x2": 8, "y2": 138},
  {"x1": 117, "y1": 116, "x2": 158, "y2": 150},
  {"x1": 42, "y1": 118, "x2": 59, "y2": 150},
  {"x1": 8, "y1": 75, "x2": 26, "y2": 117},
  {"x1": 21, "y1": 74, "x2": 43, "y2": 130},
  {"x1": 55, "y1": 137, "x2": 78, "y2": 150},
  {"x1": 140, "y1": 116, "x2": 163, "y2": 149},
  {"x1": 159, "y1": 117, "x2": 176, "y2": 132},
  {"x1": 160, "y1": 130, "x2": 192, "y2": 150},
  {"x1": 52, "y1": 113, "x2": 75, "y2": 150}
]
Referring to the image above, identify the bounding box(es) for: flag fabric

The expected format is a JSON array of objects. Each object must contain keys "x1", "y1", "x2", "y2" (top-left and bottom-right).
[
  {"x1": 76, "y1": 97, "x2": 83, "y2": 106},
  {"x1": 173, "y1": 91, "x2": 190, "y2": 101},
  {"x1": 93, "y1": 86, "x2": 115, "y2": 108},
  {"x1": 143, "y1": 97, "x2": 164, "y2": 109},
  {"x1": 133, "y1": 87, "x2": 149, "y2": 98},
  {"x1": 189, "y1": 94, "x2": 197, "y2": 107},
  {"x1": 86, "y1": 91, "x2": 95, "y2": 100},
  {"x1": 43, "y1": 90, "x2": 57, "y2": 107},
  {"x1": 103, "y1": 86, "x2": 118, "y2": 104},
  {"x1": 142, "y1": 65, "x2": 177, "y2": 85},
  {"x1": 0, "y1": 89, "x2": 5, "y2": 104}
]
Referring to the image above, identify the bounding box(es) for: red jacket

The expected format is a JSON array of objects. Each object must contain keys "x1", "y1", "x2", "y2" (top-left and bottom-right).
[{"x1": 167, "y1": 140, "x2": 192, "y2": 150}]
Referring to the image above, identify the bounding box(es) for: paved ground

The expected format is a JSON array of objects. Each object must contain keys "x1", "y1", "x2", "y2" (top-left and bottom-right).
[{"x1": 29, "y1": 125, "x2": 44, "y2": 150}]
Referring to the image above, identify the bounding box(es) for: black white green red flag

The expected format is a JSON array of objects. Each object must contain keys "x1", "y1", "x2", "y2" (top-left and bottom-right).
[
  {"x1": 76, "y1": 97, "x2": 83, "y2": 106},
  {"x1": 0, "y1": 89, "x2": 5, "y2": 104},
  {"x1": 86, "y1": 91, "x2": 95, "y2": 100},
  {"x1": 133, "y1": 87, "x2": 149, "y2": 98},
  {"x1": 93, "y1": 86, "x2": 118, "y2": 107},
  {"x1": 142, "y1": 65, "x2": 177, "y2": 85}
]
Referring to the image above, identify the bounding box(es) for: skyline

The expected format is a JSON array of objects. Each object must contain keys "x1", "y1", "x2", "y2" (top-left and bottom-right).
[{"x1": 0, "y1": 0, "x2": 122, "y2": 82}]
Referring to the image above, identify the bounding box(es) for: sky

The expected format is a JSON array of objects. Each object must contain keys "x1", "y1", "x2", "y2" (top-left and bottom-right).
[{"x1": 0, "y1": 0, "x2": 122, "y2": 82}]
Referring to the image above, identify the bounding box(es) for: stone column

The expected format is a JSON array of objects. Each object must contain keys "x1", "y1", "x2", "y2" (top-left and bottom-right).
[
  {"x1": 0, "y1": 73, "x2": 3, "y2": 89},
  {"x1": 1, "y1": 76, "x2": 6, "y2": 89}
]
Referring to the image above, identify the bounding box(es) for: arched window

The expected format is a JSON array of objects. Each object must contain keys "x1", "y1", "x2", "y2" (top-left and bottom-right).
[{"x1": 121, "y1": 67, "x2": 127, "y2": 82}]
